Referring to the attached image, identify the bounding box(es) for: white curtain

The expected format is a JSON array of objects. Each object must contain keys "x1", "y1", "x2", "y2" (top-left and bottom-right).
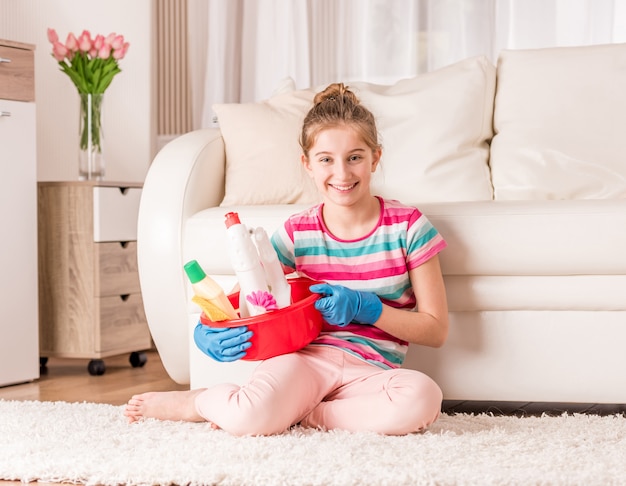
[{"x1": 188, "y1": 0, "x2": 626, "y2": 130}]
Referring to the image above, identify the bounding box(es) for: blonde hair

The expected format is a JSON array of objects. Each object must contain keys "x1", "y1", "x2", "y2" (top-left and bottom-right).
[{"x1": 300, "y1": 83, "x2": 381, "y2": 158}]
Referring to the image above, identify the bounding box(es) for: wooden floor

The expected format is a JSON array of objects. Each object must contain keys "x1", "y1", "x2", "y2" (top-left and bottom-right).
[
  {"x1": 0, "y1": 350, "x2": 187, "y2": 404},
  {"x1": 0, "y1": 350, "x2": 188, "y2": 485}
]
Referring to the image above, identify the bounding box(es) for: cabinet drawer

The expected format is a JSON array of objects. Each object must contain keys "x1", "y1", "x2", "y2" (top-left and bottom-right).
[
  {"x1": 0, "y1": 45, "x2": 35, "y2": 101},
  {"x1": 95, "y1": 241, "x2": 141, "y2": 296},
  {"x1": 96, "y1": 293, "x2": 150, "y2": 353},
  {"x1": 93, "y1": 186, "x2": 142, "y2": 242}
]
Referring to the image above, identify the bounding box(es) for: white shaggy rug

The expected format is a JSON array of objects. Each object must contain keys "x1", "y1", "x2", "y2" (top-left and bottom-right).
[{"x1": 1, "y1": 399, "x2": 626, "y2": 486}]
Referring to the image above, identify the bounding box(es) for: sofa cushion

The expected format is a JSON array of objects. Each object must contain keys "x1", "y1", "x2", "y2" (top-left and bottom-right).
[
  {"x1": 214, "y1": 90, "x2": 319, "y2": 206},
  {"x1": 214, "y1": 55, "x2": 496, "y2": 206},
  {"x1": 421, "y1": 199, "x2": 626, "y2": 277},
  {"x1": 186, "y1": 199, "x2": 626, "y2": 279},
  {"x1": 184, "y1": 205, "x2": 310, "y2": 275},
  {"x1": 490, "y1": 43, "x2": 626, "y2": 200},
  {"x1": 354, "y1": 56, "x2": 495, "y2": 203}
]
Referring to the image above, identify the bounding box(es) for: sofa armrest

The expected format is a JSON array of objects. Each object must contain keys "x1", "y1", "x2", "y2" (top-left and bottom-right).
[{"x1": 137, "y1": 128, "x2": 225, "y2": 384}]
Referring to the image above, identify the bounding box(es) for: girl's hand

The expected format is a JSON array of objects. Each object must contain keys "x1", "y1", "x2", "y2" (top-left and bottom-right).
[
  {"x1": 193, "y1": 322, "x2": 252, "y2": 362},
  {"x1": 309, "y1": 283, "x2": 382, "y2": 327}
]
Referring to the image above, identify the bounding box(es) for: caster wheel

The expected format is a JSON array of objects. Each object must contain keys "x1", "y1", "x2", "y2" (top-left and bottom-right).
[
  {"x1": 40, "y1": 356, "x2": 49, "y2": 375},
  {"x1": 88, "y1": 359, "x2": 106, "y2": 376},
  {"x1": 129, "y1": 351, "x2": 148, "y2": 368}
]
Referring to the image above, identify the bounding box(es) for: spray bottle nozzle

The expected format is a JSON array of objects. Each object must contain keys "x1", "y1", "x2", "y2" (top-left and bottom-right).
[{"x1": 224, "y1": 212, "x2": 241, "y2": 229}]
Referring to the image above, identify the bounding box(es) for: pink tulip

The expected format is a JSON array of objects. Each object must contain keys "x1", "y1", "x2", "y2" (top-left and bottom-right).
[
  {"x1": 98, "y1": 44, "x2": 112, "y2": 59},
  {"x1": 105, "y1": 33, "x2": 117, "y2": 45},
  {"x1": 78, "y1": 30, "x2": 92, "y2": 52},
  {"x1": 52, "y1": 41, "x2": 68, "y2": 61},
  {"x1": 110, "y1": 34, "x2": 124, "y2": 50},
  {"x1": 65, "y1": 33, "x2": 78, "y2": 52},
  {"x1": 93, "y1": 34, "x2": 104, "y2": 50},
  {"x1": 47, "y1": 28, "x2": 58, "y2": 44},
  {"x1": 112, "y1": 42, "x2": 129, "y2": 60}
]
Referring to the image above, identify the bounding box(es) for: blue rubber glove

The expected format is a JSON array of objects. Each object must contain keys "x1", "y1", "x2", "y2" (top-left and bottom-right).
[
  {"x1": 309, "y1": 283, "x2": 383, "y2": 327},
  {"x1": 193, "y1": 322, "x2": 253, "y2": 362}
]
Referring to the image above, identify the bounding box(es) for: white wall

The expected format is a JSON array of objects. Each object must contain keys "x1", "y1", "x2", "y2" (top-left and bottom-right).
[{"x1": 0, "y1": 0, "x2": 155, "y2": 182}]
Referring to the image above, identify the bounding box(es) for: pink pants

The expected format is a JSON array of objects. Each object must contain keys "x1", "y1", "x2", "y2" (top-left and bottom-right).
[{"x1": 194, "y1": 345, "x2": 443, "y2": 436}]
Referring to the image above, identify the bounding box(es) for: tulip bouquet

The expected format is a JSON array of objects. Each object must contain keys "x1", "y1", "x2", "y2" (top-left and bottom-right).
[
  {"x1": 47, "y1": 28, "x2": 129, "y2": 94},
  {"x1": 47, "y1": 28, "x2": 130, "y2": 179}
]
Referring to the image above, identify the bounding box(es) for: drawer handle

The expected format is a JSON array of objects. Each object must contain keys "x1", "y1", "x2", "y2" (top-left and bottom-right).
[
  {"x1": 119, "y1": 241, "x2": 129, "y2": 249},
  {"x1": 120, "y1": 294, "x2": 130, "y2": 302},
  {"x1": 0, "y1": 111, "x2": 11, "y2": 117},
  {"x1": 0, "y1": 57, "x2": 11, "y2": 63}
]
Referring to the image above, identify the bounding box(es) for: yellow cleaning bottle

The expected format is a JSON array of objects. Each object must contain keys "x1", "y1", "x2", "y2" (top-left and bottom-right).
[{"x1": 184, "y1": 260, "x2": 238, "y2": 321}]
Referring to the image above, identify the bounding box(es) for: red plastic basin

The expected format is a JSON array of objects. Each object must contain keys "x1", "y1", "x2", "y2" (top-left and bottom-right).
[{"x1": 199, "y1": 277, "x2": 323, "y2": 360}]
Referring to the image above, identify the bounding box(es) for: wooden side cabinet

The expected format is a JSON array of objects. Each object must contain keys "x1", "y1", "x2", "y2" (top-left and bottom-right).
[{"x1": 38, "y1": 181, "x2": 152, "y2": 375}]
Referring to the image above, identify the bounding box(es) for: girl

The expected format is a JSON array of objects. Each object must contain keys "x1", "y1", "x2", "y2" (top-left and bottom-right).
[{"x1": 124, "y1": 83, "x2": 449, "y2": 436}]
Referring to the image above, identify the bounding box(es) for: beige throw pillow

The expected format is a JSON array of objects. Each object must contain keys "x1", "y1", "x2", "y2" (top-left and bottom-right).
[
  {"x1": 215, "y1": 55, "x2": 495, "y2": 206},
  {"x1": 352, "y1": 56, "x2": 495, "y2": 203},
  {"x1": 214, "y1": 89, "x2": 319, "y2": 206},
  {"x1": 490, "y1": 43, "x2": 626, "y2": 200}
]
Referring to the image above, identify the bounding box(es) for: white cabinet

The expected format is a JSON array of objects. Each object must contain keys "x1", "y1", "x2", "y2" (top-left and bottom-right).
[{"x1": 0, "y1": 40, "x2": 39, "y2": 386}]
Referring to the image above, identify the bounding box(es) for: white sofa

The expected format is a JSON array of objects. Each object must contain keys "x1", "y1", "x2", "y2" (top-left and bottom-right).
[{"x1": 138, "y1": 43, "x2": 626, "y2": 406}]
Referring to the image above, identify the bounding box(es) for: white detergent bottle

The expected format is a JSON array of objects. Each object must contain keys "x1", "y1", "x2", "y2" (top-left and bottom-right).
[
  {"x1": 253, "y1": 227, "x2": 291, "y2": 309},
  {"x1": 224, "y1": 212, "x2": 271, "y2": 317}
]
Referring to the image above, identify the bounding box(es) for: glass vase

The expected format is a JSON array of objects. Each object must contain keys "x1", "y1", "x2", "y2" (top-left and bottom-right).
[{"x1": 78, "y1": 93, "x2": 105, "y2": 180}]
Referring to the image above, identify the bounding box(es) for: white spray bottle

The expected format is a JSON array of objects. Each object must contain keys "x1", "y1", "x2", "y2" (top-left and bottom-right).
[
  {"x1": 253, "y1": 227, "x2": 292, "y2": 309},
  {"x1": 224, "y1": 212, "x2": 271, "y2": 317}
]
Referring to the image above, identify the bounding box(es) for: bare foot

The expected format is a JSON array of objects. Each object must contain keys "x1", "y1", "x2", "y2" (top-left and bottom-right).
[{"x1": 124, "y1": 389, "x2": 211, "y2": 424}]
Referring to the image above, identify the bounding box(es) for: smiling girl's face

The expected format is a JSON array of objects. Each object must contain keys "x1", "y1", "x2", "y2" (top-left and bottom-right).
[{"x1": 302, "y1": 125, "x2": 381, "y2": 211}]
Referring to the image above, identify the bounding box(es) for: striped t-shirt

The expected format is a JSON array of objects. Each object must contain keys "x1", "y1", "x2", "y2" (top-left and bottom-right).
[{"x1": 270, "y1": 196, "x2": 447, "y2": 369}]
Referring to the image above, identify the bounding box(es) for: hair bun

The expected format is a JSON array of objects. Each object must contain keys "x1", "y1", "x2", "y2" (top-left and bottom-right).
[{"x1": 313, "y1": 82, "x2": 359, "y2": 105}]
